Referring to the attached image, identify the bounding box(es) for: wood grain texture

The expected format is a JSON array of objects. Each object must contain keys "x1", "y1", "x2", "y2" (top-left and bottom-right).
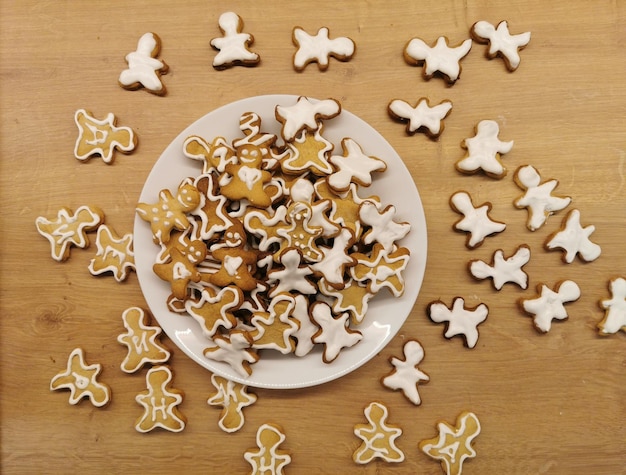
[{"x1": 1, "y1": 1, "x2": 624, "y2": 473}]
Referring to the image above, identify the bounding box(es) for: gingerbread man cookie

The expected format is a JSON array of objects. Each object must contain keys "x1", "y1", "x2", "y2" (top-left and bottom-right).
[
  {"x1": 74, "y1": 109, "x2": 136, "y2": 164},
  {"x1": 450, "y1": 191, "x2": 506, "y2": 249},
  {"x1": 353, "y1": 401, "x2": 404, "y2": 464},
  {"x1": 428, "y1": 298, "x2": 489, "y2": 348},
  {"x1": 50, "y1": 348, "x2": 111, "y2": 407},
  {"x1": 119, "y1": 32, "x2": 168, "y2": 95},
  {"x1": 244, "y1": 423, "x2": 292, "y2": 475},
  {"x1": 471, "y1": 20, "x2": 531, "y2": 71},
  {"x1": 310, "y1": 301, "x2": 363, "y2": 363},
  {"x1": 456, "y1": 120, "x2": 513, "y2": 178},
  {"x1": 404, "y1": 36, "x2": 472, "y2": 84},
  {"x1": 544, "y1": 209, "x2": 601, "y2": 263},
  {"x1": 207, "y1": 373, "x2": 257, "y2": 433},
  {"x1": 598, "y1": 277, "x2": 626, "y2": 336},
  {"x1": 88, "y1": 224, "x2": 135, "y2": 282},
  {"x1": 210, "y1": 12, "x2": 260, "y2": 69},
  {"x1": 381, "y1": 339, "x2": 430, "y2": 405},
  {"x1": 327, "y1": 138, "x2": 387, "y2": 192},
  {"x1": 292, "y1": 26, "x2": 355, "y2": 71},
  {"x1": 388, "y1": 97, "x2": 453, "y2": 138},
  {"x1": 135, "y1": 366, "x2": 185, "y2": 433},
  {"x1": 117, "y1": 307, "x2": 170, "y2": 373},
  {"x1": 204, "y1": 330, "x2": 259, "y2": 377},
  {"x1": 519, "y1": 280, "x2": 580, "y2": 333}
]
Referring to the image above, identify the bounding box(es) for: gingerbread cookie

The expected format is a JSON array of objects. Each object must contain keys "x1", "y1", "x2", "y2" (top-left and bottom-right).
[
  {"x1": 119, "y1": 32, "x2": 168, "y2": 95},
  {"x1": 244, "y1": 423, "x2": 291, "y2": 474},
  {"x1": 519, "y1": 280, "x2": 580, "y2": 333},
  {"x1": 450, "y1": 191, "x2": 506, "y2": 249},
  {"x1": 419, "y1": 411, "x2": 481, "y2": 475},
  {"x1": 598, "y1": 277, "x2": 626, "y2": 336},
  {"x1": 207, "y1": 373, "x2": 257, "y2": 433},
  {"x1": 135, "y1": 366, "x2": 185, "y2": 433},
  {"x1": 471, "y1": 20, "x2": 531, "y2": 71},
  {"x1": 204, "y1": 330, "x2": 259, "y2": 377},
  {"x1": 50, "y1": 348, "x2": 111, "y2": 407},
  {"x1": 74, "y1": 109, "x2": 136, "y2": 164},
  {"x1": 310, "y1": 301, "x2": 363, "y2": 363},
  {"x1": 327, "y1": 138, "x2": 387, "y2": 192},
  {"x1": 388, "y1": 97, "x2": 453, "y2": 138},
  {"x1": 36, "y1": 205, "x2": 104, "y2": 261},
  {"x1": 249, "y1": 293, "x2": 299, "y2": 354},
  {"x1": 469, "y1": 244, "x2": 531, "y2": 290},
  {"x1": 404, "y1": 36, "x2": 472, "y2": 84},
  {"x1": 292, "y1": 26, "x2": 355, "y2": 71},
  {"x1": 185, "y1": 287, "x2": 242, "y2": 339},
  {"x1": 381, "y1": 339, "x2": 429, "y2": 405},
  {"x1": 275, "y1": 96, "x2": 341, "y2": 142},
  {"x1": 427, "y1": 298, "x2": 489, "y2": 348},
  {"x1": 117, "y1": 307, "x2": 171, "y2": 373},
  {"x1": 544, "y1": 209, "x2": 601, "y2": 263},
  {"x1": 210, "y1": 12, "x2": 259, "y2": 69},
  {"x1": 456, "y1": 120, "x2": 513, "y2": 178},
  {"x1": 353, "y1": 401, "x2": 404, "y2": 464},
  {"x1": 87, "y1": 224, "x2": 135, "y2": 282}
]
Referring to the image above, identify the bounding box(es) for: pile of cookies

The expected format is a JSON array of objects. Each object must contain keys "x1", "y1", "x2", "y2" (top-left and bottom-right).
[{"x1": 136, "y1": 96, "x2": 411, "y2": 377}]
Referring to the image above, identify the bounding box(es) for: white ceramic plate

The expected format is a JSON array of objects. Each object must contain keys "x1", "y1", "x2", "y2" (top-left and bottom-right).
[{"x1": 134, "y1": 94, "x2": 427, "y2": 389}]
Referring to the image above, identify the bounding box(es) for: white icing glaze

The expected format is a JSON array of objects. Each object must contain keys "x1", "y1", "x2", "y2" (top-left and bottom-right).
[
  {"x1": 117, "y1": 307, "x2": 170, "y2": 373},
  {"x1": 545, "y1": 209, "x2": 601, "y2": 263},
  {"x1": 328, "y1": 138, "x2": 387, "y2": 191},
  {"x1": 456, "y1": 120, "x2": 513, "y2": 177},
  {"x1": 388, "y1": 98, "x2": 452, "y2": 136},
  {"x1": 469, "y1": 245, "x2": 531, "y2": 290},
  {"x1": 353, "y1": 401, "x2": 405, "y2": 464},
  {"x1": 135, "y1": 366, "x2": 185, "y2": 433},
  {"x1": 404, "y1": 36, "x2": 472, "y2": 82},
  {"x1": 119, "y1": 32, "x2": 167, "y2": 93},
  {"x1": 382, "y1": 340, "x2": 430, "y2": 405},
  {"x1": 450, "y1": 191, "x2": 506, "y2": 248},
  {"x1": 472, "y1": 20, "x2": 531, "y2": 70},
  {"x1": 292, "y1": 27, "x2": 355, "y2": 70},
  {"x1": 275, "y1": 96, "x2": 340, "y2": 141},
  {"x1": 598, "y1": 277, "x2": 626, "y2": 335},
  {"x1": 244, "y1": 423, "x2": 291, "y2": 474},
  {"x1": 522, "y1": 280, "x2": 580, "y2": 333},
  {"x1": 310, "y1": 302, "x2": 362, "y2": 363},
  {"x1": 211, "y1": 12, "x2": 259, "y2": 68},
  {"x1": 428, "y1": 298, "x2": 488, "y2": 348},
  {"x1": 74, "y1": 109, "x2": 136, "y2": 163},
  {"x1": 359, "y1": 201, "x2": 410, "y2": 252}
]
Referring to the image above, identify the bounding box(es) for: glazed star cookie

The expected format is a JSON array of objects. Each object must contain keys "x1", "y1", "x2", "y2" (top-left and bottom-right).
[
  {"x1": 210, "y1": 12, "x2": 259, "y2": 69},
  {"x1": 381, "y1": 339, "x2": 430, "y2": 405},
  {"x1": 403, "y1": 35, "x2": 472, "y2": 84},
  {"x1": 327, "y1": 138, "x2": 387, "y2": 192},
  {"x1": 388, "y1": 97, "x2": 453, "y2": 138},
  {"x1": 519, "y1": 280, "x2": 580, "y2": 333},
  {"x1": 207, "y1": 373, "x2": 257, "y2": 433},
  {"x1": 310, "y1": 301, "x2": 363, "y2": 363},
  {"x1": 456, "y1": 120, "x2": 514, "y2": 178},
  {"x1": 469, "y1": 244, "x2": 531, "y2": 290},
  {"x1": 135, "y1": 366, "x2": 186, "y2": 433},
  {"x1": 50, "y1": 348, "x2": 111, "y2": 407},
  {"x1": 353, "y1": 401, "x2": 404, "y2": 464},
  {"x1": 244, "y1": 423, "x2": 291, "y2": 475},
  {"x1": 544, "y1": 209, "x2": 601, "y2": 263},
  {"x1": 119, "y1": 32, "x2": 168, "y2": 95},
  {"x1": 514, "y1": 165, "x2": 571, "y2": 231},
  {"x1": 598, "y1": 277, "x2": 626, "y2": 336},
  {"x1": 87, "y1": 224, "x2": 135, "y2": 282},
  {"x1": 419, "y1": 411, "x2": 481, "y2": 475},
  {"x1": 471, "y1": 20, "x2": 531, "y2": 71},
  {"x1": 36, "y1": 205, "x2": 104, "y2": 261},
  {"x1": 275, "y1": 96, "x2": 341, "y2": 142},
  {"x1": 427, "y1": 298, "x2": 489, "y2": 348},
  {"x1": 74, "y1": 109, "x2": 137, "y2": 164},
  {"x1": 450, "y1": 191, "x2": 506, "y2": 249},
  {"x1": 292, "y1": 26, "x2": 355, "y2": 71},
  {"x1": 117, "y1": 307, "x2": 170, "y2": 373}
]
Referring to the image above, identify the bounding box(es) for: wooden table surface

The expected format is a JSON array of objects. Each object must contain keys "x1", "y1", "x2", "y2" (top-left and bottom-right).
[{"x1": 1, "y1": 1, "x2": 624, "y2": 473}]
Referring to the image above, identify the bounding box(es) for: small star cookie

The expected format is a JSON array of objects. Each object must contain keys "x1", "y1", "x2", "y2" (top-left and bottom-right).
[
  {"x1": 469, "y1": 244, "x2": 531, "y2": 290},
  {"x1": 135, "y1": 366, "x2": 186, "y2": 433},
  {"x1": 427, "y1": 298, "x2": 489, "y2": 348},
  {"x1": 404, "y1": 36, "x2": 472, "y2": 84},
  {"x1": 450, "y1": 191, "x2": 506, "y2": 249},
  {"x1": 544, "y1": 209, "x2": 601, "y2": 263},
  {"x1": 292, "y1": 26, "x2": 355, "y2": 71},
  {"x1": 210, "y1": 12, "x2": 259, "y2": 69},
  {"x1": 471, "y1": 20, "x2": 531, "y2": 71},
  {"x1": 519, "y1": 280, "x2": 580, "y2": 333},
  {"x1": 419, "y1": 411, "x2": 481, "y2": 475},
  {"x1": 87, "y1": 224, "x2": 135, "y2": 282},
  {"x1": 381, "y1": 339, "x2": 430, "y2": 405},
  {"x1": 388, "y1": 97, "x2": 453, "y2": 138},
  {"x1": 456, "y1": 120, "x2": 514, "y2": 178},
  {"x1": 244, "y1": 423, "x2": 291, "y2": 475},
  {"x1": 74, "y1": 109, "x2": 137, "y2": 164},
  {"x1": 207, "y1": 373, "x2": 257, "y2": 433},
  {"x1": 598, "y1": 277, "x2": 626, "y2": 336},
  {"x1": 353, "y1": 401, "x2": 404, "y2": 464},
  {"x1": 50, "y1": 348, "x2": 111, "y2": 407}
]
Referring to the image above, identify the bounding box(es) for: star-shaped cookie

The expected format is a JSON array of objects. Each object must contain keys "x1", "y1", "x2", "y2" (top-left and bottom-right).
[
  {"x1": 388, "y1": 97, "x2": 453, "y2": 138},
  {"x1": 469, "y1": 244, "x2": 531, "y2": 290},
  {"x1": 404, "y1": 36, "x2": 472, "y2": 84}
]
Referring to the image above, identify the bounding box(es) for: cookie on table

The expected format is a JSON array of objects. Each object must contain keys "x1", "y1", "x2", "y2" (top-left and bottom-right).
[
  {"x1": 210, "y1": 12, "x2": 260, "y2": 69},
  {"x1": 468, "y1": 244, "x2": 531, "y2": 290},
  {"x1": 87, "y1": 224, "x2": 135, "y2": 282},
  {"x1": 403, "y1": 35, "x2": 472, "y2": 84},
  {"x1": 470, "y1": 20, "x2": 531, "y2": 71},
  {"x1": 427, "y1": 298, "x2": 488, "y2": 349},
  {"x1": 519, "y1": 280, "x2": 580, "y2": 333},
  {"x1": 381, "y1": 339, "x2": 429, "y2": 405},
  {"x1": 450, "y1": 191, "x2": 506, "y2": 249},
  {"x1": 207, "y1": 373, "x2": 257, "y2": 433},
  {"x1": 544, "y1": 209, "x2": 601, "y2": 263},
  {"x1": 118, "y1": 32, "x2": 168, "y2": 95},
  {"x1": 50, "y1": 348, "x2": 111, "y2": 407},
  {"x1": 597, "y1": 277, "x2": 626, "y2": 336},
  {"x1": 353, "y1": 401, "x2": 404, "y2": 464},
  {"x1": 388, "y1": 97, "x2": 452, "y2": 138},
  {"x1": 244, "y1": 423, "x2": 291, "y2": 475},
  {"x1": 456, "y1": 120, "x2": 513, "y2": 178},
  {"x1": 292, "y1": 26, "x2": 355, "y2": 71},
  {"x1": 135, "y1": 366, "x2": 185, "y2": 433},
  {"x1": 117, "y1": 307, "x2": 170, "y2": 373},
  {"x1": 74, "y1": 109, "x2": 137, "y2": 164}
]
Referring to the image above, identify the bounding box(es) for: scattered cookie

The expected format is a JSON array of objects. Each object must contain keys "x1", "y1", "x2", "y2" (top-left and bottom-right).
[
  {"x1": 403, "y1": 35, "x2": 472, "y2": 84},
  {"x1": 74, "y1": 109, "x2": 137, "y2": 164},
  {"x1": 135, "y1": 365, "x2": 186, "y2": 433},
  {"x1": 598, "y1": 277, "x2": 626, "y2": 336},
  {"x1": 50, "y1": 348, "x2": 111, "y2": 407},
  {"x1": 427, "y1": 298, "x2": 488, "y2": 348},
  {"x1": 327, "y1": 138, "x2": 387, "y2": 192},
  {"x1": 36, "y1": 205, "x2": 104, "y2": 261},
  {"x1": 519, "y1": 280, "x2": 581, "y2": 333},
  {"x1": 513, "y1": 165, "x2": 571, "y2": 231},
  {"x1": 207, "y1": 373, "x2": 257, "y2": 433},
  {"x1": 388, "y1": 97, "x2": 453, "y2": 138},
  {"x1": 544, "y1": 209, "x2": 601, "y2": 263},
  {"x1": 275, "y1": 96, "x2": 341, "y2": 141},
  {"x1": 210, "y1": 12, "x2": 260, "y2": 69},
  {"x1": 292, "y1": 26, "x2": 355, "y2": 71},
  {"x1": 418, "y1": 411, "x2": 481, "y2": 475},
  {"x1": 450, "y1": 191, "x2": 506, "y2": 249},
  {"x1": 87, "y1": 224, "x2": 135, "y2": 282},
  {"x1": 468, "y1": 244, "x2": 531, "y2": 290},
  {"x1": 117, "y1": 307, "x2": 171, "y2": 373},
  {"x1": 244, "y1": 423, "x2": 291, "y2": 475},
  {"x1": 381, "y1": 339, "x2": 430, "y2": 405},
  {"x1": 456, "y1": 120, "x2": 513, "y2": 178},
  {"x1": 470, "y1": 20, "x2": 531, "y2": 71},
  {"x1": 119, "y1": 32, "x2": 168, "y2": 95},
  {"x1": 353, "y1": 401, "x2": 404, "y2": 464}
]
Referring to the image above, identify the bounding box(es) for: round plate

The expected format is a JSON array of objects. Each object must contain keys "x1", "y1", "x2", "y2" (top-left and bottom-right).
[{"x1": 134, "y1": 94, "x2": 427, "y2": 389}]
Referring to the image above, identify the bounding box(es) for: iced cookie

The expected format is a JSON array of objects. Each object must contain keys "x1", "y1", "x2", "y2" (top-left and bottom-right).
[
  {"x1": 135, "y1": 366, "x2": 185, "y2": 433},
  {"x1": 350, "y1": 243, "x2": 410, "y2": 297},
  {"x1": 598, "y1": 277, "x2": 626, "y2": 336},
  {"x1": 544, "y1": 209, "x2": 601, "y2": 263},
  {"x1": 117, "y1": 307, "x2": 171, "y2": 373},
  {"x1": 244, "y1": 423, "x2": 291, "y2": 475},
  {"x1": 469, "y1": 244, "x2": 531, "y2": 290},
  {"x1": 514, "y1": 165, "x2": 571, "y2": 231},
  {"x1": 74, "y1": 109, "x2": 136, "y2": 164},
  {"x1": 419, "y1": 411, "x2": 481, "y2": 475},
  {"x1": 381, "y1": 339, "x2": 429, "y2": 405},
  {"x1": 119, "y1": 32, "x2": 168, "y2": 95},
  {"x1": 450, "y1": 191, "x2": 506, "y2": 249},
  {"x1": 275, "y1": 96, "x2": 341, "y2": 142},
  {"x1": 36, "y1": 205, "x2": 104, "y2": 261},
  {"x1": 456, "y1": 120, "x2": 513, "y2": 178},
  {"x1": 204, "y1": 330, "x2": 259, "y2": 377},
  {"x1": 404, "y1": 36, "x2": 472, "y2": 84},
  {"x1": 207, "y1": 373, "x2": 257, "y2": 433},
  {"x1": 327, "y1": 138, "x2": 387, "y2": 192},
  {"x1": 353, "y1": 401, "x2": 404, "y2": 464},
  {"x1": 471, "y1": 20, "x2": 531, "y2": 71},
  {"x1": 519, "y1": 280, "x2": 580, "y2": 333},
  {"x1": 292, "y1": 26, "x2": 355, "y2": 71},
  {"x1": 211, "y1": 12, "x2": 260, "y2": 69},
  {"x1": 388, "y1": 97, "x2": 452, "y2": 138},
  {"x1": 50, "y1": 348, "x2": 111, "y2": 407},
  {"x1": 310, "y1": 301, "x2": 363, "y2": 363},
  {"x1": 249, "y1": 293, "x2": 299, "y2": 354},
  {"x1": 427, "y1": 298, "x2": 489, "y2": 348},
  {"x1": 87, "y1": 224, "x2": 135, "y2": 282},
  {"x1": 185, "y1": 287, "x2": 242, "y2": 339},
  {"x1": 359, "y1": 201, "x2": 410, "y2": 252}
]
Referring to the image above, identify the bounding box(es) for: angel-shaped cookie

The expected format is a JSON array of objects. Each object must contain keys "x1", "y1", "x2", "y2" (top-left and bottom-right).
[
  {"x1": 388, "y1": 97, "x2": 453, "y2": 138},
  {"x1": 469, "y1": 244, "x2": 531, "y2": 290},
  {"x1": 471, "y1": 20, "x2": 531, "y2": 71},
  {"x1": 450, "y1": 191, "x2": 506, "y2": 249}
]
